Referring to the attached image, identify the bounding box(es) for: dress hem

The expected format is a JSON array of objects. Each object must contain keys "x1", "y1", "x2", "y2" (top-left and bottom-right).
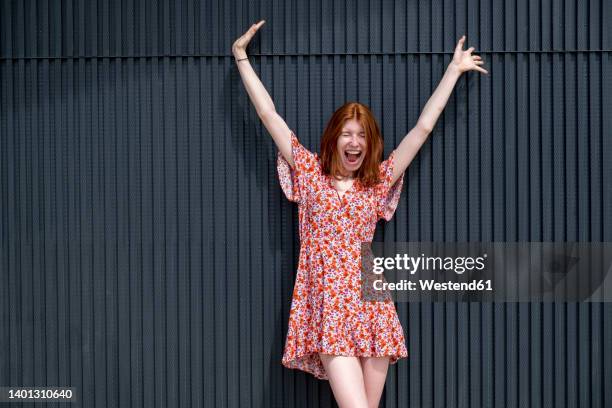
[{"x1": 282, "y1": 349, "x2": 408, "y2": 381}]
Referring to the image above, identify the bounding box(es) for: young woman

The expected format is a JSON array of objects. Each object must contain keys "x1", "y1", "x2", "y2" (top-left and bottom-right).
[{"x1": 233, "y1": 20, "x2": 487, "y2": 408}]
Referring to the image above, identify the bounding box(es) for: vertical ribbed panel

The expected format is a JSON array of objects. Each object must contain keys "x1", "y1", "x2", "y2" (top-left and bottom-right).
[
  {"x1": 1, "y1": 1, "x2": 611, "y2": 408},
  {"x1": 0, "y1": 0, "x2": 609, "y2": 57}
]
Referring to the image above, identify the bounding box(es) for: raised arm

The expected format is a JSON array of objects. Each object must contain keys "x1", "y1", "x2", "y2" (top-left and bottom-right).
[
  {"x1": 233, "y1": 20, "x2": 295, "y2": 167},
  {"x1": 390, "y1": 35, "x2": 488, "y2": 184}
]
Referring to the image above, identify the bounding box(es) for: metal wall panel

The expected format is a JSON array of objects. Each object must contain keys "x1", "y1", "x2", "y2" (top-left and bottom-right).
[
  {"x1": 1, "y1": 1, "x2": 611, "y2": 407},
  {"x1": 0, "y1": 0, "x2": 610, "y2": 58}
]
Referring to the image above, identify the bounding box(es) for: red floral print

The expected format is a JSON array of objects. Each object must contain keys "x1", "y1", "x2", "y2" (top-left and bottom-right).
[{"x1": 277, "y1": 130, "x2": 408, "y2": 380}]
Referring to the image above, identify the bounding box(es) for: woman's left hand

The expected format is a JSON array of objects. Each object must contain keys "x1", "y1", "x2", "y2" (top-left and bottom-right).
[{"x1": 450, "y1": 35, "x2": 488, "y2": 75}]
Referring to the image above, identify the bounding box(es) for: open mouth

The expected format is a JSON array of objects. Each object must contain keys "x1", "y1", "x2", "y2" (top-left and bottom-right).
[{"x1": 344, "y1": 150, "x2": 362, "y2": 164}]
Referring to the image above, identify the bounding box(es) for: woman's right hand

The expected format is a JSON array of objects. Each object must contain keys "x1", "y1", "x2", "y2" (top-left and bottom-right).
[{"x1": 232, "y1": 20, "x2": 266, "y2": 59}]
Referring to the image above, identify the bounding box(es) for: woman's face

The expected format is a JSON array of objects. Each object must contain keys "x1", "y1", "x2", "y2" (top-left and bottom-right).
[{"x1": 336, "y1": 119, "x2": 368, "y2": 176}]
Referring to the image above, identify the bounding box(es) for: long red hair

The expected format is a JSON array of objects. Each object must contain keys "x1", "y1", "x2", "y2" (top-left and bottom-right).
[{"x1": 320, "y1": 102, "x2": 384, "y2": 187}]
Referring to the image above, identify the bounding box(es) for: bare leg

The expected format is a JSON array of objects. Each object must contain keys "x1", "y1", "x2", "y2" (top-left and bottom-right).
[
  {"x1": 319, "y1": 353, "x2": 369, "y2": 408},
  {"x1": 360, "y1": 356, "x2": 390, "y2": 408}
]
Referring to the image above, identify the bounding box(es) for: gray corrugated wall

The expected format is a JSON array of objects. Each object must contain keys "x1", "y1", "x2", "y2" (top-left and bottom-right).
[{"x1": 0, "y1": 0, "x2": 611, "y2": 407}]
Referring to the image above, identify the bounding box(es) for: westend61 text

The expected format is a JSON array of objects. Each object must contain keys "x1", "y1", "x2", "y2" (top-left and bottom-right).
[{"x1": 373, "y1": 279, "x2": 493, "y2": 291}]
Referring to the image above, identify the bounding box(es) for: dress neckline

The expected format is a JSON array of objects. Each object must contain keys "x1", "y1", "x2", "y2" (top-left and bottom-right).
[{"x1": 326, "y1": 174, "x2": 359, "y2": 203}]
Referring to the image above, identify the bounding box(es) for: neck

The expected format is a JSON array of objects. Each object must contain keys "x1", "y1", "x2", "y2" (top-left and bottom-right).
[{"x1": 337, "y1": 171, "x2": 354, "y2": 180}]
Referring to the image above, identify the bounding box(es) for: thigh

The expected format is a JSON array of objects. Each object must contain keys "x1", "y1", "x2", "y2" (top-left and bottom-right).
[
  {"x1": 360, "y1": 356, "x2": 390, "y2": 408},
  {"x1": 319, "y1": 353, "x2": 369, "y2": 408}
]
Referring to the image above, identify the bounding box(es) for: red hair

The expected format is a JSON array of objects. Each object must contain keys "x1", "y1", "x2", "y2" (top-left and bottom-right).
[{"x1": 320, "y1": 102, "x2": 384, "y2": 187}]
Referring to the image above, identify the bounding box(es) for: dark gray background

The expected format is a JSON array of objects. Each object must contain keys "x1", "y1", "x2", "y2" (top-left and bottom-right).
[{"x1": 1, "y1": 0, "x2": 611, "y2": 407}]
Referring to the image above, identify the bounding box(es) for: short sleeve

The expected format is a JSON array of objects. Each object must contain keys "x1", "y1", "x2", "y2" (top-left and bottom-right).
[
  {"x1": 276, "y1": 130, "x2": 320, "y2": 203},
  {"x1": 376, "y1": 150, "x2": 405, "y2": 221}
]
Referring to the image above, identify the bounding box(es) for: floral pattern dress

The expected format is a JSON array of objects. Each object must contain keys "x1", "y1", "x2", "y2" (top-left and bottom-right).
[{"x1": 277, "y1": 130, "x2": 408, "y2": 380}]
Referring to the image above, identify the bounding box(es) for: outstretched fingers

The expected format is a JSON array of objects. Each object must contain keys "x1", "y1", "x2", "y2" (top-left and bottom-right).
[
  {"x1": 455, "y1": 35, "x2": 466, "y2": 51},
  {"x1": 245, "y1": 20, "x2": 265, "y2": 40},
  {"x1": 452, "y1": 35, "x2": 489, "y2": 75},
  {"x1": 234, "y1": 20, "x2": 266, "y2": 52},
  {"x1": 474, "y1": 65, "x2": 488, "y2": 74},
  {"x1": 471, "y1": 54, "x2": 488, "y2": 74},
  {"x1": 251, "y1": 20, "x2": 265, "y2": 33}
]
